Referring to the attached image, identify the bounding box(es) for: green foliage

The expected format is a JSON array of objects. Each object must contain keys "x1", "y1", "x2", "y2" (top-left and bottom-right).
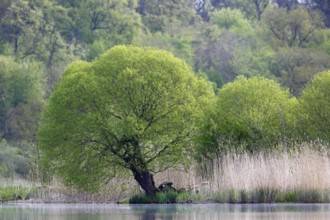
[
  {"x1": 0, "y1": 185, "x2": 33, "y2": 202},
  {"x1": 299, "y1": 71, "x2": 330, "y2": 144},
  {"x1": 86, "y1": 40, "x2": 108, "y2": 62},
  {"x1": 176, "y1": 191, "x2": 203, "y2": 203},
  {"x1": 195, "y1": 11, "x2": 273, "y2": 87},
  {"x1": 306, "y1": 29, "x2": 330, "y2": 56},
  {"x1": 129, "y1": 191, "x2": 178, "y2": 204},
  {"x1": 0, "y1": 140, "x2": 33, "y2": 178},
  {"x1": 0, "y1": 0, "x2": 72, "y2": 63},
  {"x1": 38, "y1": 45, "x2": 214, "y2": 192},
  {"x1": 56, "y1": 0, "x2": 142, "y2": 48},
  {"x1": 194, "y1": 27, "x2": 236, "y2": 85},
  {"x1": 210, "y1": 8, "x2": 254, "y2": 37},
  {"x1": 261, "y1": 6, "x2": 324, "y2": 48},
  {"x1": 138, "y1": 32, "x2": 194, "y2": 65},
  {"x1": 275, "y1": 190, "x2": 327, "y2": 203},
  {"x1": 129, "y1": 190, "x2": 203, "y2": 204},
  {"x1": 270, "y1": 48, "x2": 330, "y2": 96},
  {"x1": 0, "y1": 0, "x2": 80, "y2": 94},
  {"x1": 0, "y1": 0, "x2": 330, "y2": 191},
  {"x1": 199, "y1": 0, "x2": 269, "y2": 21},
  {"x1": 210, "y1": 189, "x2": 329, "y2": 203},
  {"x1": 197, "y1": 76, "x2": 297, "y2": 158},
  {"x1": 137, "y1": 0, "x2": 199, "y2": 33},
  {"x1": 230, "y1": 42, "x2": 274, "y2": 78},
  {"x1": 0, "y1": 56, "x2": 44, "y2": 141}
]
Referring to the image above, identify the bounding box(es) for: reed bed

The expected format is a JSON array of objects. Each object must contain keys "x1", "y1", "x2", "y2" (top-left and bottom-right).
[
  {"x1": 154, "y1": 142, "x2": 330, "y2": 203},
  {"x1": 208, "y1": 145, "x2": 330, "y2": 193},
  {"x1": 2, "y1": 142, "x2": 329, "y2": 203}
]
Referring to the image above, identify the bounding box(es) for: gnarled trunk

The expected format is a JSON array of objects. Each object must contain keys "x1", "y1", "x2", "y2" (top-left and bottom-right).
[{"x1": 131, "y1": 169, "x2": 157, "y2": 196}]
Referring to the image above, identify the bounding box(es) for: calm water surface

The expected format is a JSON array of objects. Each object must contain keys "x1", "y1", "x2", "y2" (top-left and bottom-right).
[{"x1": 0, "y1": 203, "x2": 330, "y2": 220}]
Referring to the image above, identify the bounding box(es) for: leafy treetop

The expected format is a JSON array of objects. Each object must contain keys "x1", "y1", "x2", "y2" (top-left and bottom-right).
[{"x1": 38, "y1": 45, "x2": 214, "y2": 195}]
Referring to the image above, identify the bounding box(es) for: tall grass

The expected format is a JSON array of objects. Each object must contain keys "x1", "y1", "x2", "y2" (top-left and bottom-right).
[
  {"x1": 3, "y1": 142, "x2": 329, "y2": 203},
  {"x1": 0, "y1": 186, "x2": 34, "y2": 202},
  {"x1": 31, "y1": 176, "x2": 140, "y2": 203},
  {"x1": 152, "y1": 142, "x2": 330, "y2": 203},
  {"x1": 207, "y1": 143, "x2": 330, "y2": 193}
]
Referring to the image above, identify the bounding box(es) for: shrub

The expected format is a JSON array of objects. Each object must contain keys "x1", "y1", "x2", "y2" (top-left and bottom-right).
[
  {"x1": 0, "y1": 186, "x2": 33, "y2": 202},
  {"x1": 129, "y1": 191, "x2": 178, "y2": 204},
  {"x1": 299, "y1": 70, "x2": 330, "y2": 144}
]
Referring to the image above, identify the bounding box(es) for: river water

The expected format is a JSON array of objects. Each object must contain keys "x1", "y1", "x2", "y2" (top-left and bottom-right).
[{"x1": 0, "y1": 203, "x2": 330, "y2": 220}]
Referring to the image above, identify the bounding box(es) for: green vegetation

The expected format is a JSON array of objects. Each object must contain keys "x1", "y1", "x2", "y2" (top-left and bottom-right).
[
  {"x1": 38, "y1": 45, "x2": 214, "y2": 196},
  {"x1": 0, "y1": 0, "x2": 330, "y2": 203},
  {"x1": 299, "y1": 71, "x2": 330, "y2": 143},
  {"x1": 129, "y1": 189, "x2": 330, "y2": 204},
  {"x1": 0, "y1": 185, "x2": 33, "y2": 202},
  {"x1": 130, "y1": 191, "x2": 179, "y2": 204},
  {"x1": 0, "y1": 140, "x2": 35, "y2": 179},
  {"x1": 197, "y1": 76, "x2": 298, "y2": 158},
  {"x1": 129, "y1": 190, "x2": 206, "y2": 204},
  {"x1": 210, "y1": 189, "x2": 330, "y2": 203}
]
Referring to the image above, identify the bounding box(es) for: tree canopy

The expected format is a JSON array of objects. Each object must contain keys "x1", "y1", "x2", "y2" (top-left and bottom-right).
[
  {"x1": 0, "y1": 56, "x2": 44, "y2": 141},
  {"x1": 299, "y1": 71, "x2": 330, "y2": 143},
  {"x1": 38, "y1": 45, "x2": 214, "y2": 195},
  {"x1": 197, "y1": 76, "x2": 297, "y2": 159}
]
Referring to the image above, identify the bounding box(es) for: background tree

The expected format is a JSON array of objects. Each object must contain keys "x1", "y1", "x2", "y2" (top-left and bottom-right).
[
  {"x1": 197, "y1": 76, "x2": 297, "y2": 159},
  {"x1": 261, "y1": 6, "x2": 324, "y2": 48},
  {"x1": 0, "y1": 56, "x2": 44, "y2": 141},
  {"x1": 0, "y1": 140, "x2": 33, "y2": 179},
  {"x1": 137, "y1": 0, "x2": 200, "y2": 33},
  {"x1": 305, "y1": 29, "x2": 330, "y2": 56},
  {"x1": 270, "y1": 48, "x2": 330, "y2": 96},
  {"x1": 197, "y1": 0, "x2": 269, "y2": 20},
  {"x1": 38, "y1": 46, "x2": 214, "y2": 196},
  {"x1": 195, "y1": 9, "x2": 272, "y2": 87},
  {"x1": 299, "y1": 71, "x2": 330, "y2": 143},
  {"x1": 0, "y1": 0, "x2": 71, "y2": 60},
  {"x1": 301, "y1": 0, "x2": 330, "y2": 27},
  {"x1": 0, "y1": 0, "x2": 79, "y2": 94},
  {"x1": 273, "y1": 0, "x2": 299, "y2": 10},
  {"x1": 138, "y1": 32, "x2": 195, "y2": 66}
]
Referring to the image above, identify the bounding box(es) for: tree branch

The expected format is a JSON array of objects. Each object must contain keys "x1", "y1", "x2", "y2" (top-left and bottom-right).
[{"x1": 146, "y1": 132, "x2": 190, "y2": 164}]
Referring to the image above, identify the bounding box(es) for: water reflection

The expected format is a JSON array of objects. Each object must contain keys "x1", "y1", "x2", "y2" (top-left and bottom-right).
[
  {"x1": 0, "y1": 203, "x2": 330, "y2": 220},
  {"x1": 130, "y1": 204, "x2": 330, "y2": 220}
]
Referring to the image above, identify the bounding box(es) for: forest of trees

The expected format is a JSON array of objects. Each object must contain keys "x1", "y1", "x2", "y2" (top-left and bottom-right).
[{"x1": 0, "y1": 0, "x2": 330, "y2": 184}]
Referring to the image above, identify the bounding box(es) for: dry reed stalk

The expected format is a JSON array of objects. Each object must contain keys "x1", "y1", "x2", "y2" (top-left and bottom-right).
[
  {"x1": 152, "y1": 143, "x2": 330, "y2": 194},
  {"x1": 32, "y1": 175, "x2": 140, "y2": 202},
  {"x1": 206, "y1": 143, "x2": 330, "y2": 192},
  {"x1": 27, "y1": 143, "x2": 330, "y2": 202}
]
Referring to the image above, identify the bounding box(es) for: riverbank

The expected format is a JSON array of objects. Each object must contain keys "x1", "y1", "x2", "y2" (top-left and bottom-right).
[
  {"x1": 1, "y1": 184, "x2": 329, "y2": 204},
  {"x1": 128, "y1": 189, "x2": 330, "y2": 204}
]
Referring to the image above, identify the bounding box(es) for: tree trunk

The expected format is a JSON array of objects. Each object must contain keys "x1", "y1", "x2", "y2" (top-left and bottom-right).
[{"x1": 131, "y1": 168, "x2": 157, "y2": 196}]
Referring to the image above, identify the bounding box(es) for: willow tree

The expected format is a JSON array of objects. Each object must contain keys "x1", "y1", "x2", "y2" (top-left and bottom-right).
[
  {"x1": 38, "y1": 45, "x2": 214, "y2": 196},
  {"x1": 197, "y1": 76, "x2": 298, "y2": 159},
  {"x1": 299, "y1": 70, "x2": 330, "y2": 143}
]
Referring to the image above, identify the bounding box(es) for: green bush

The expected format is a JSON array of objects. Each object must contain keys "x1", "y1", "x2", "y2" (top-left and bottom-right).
[
  {"x1": 299, "y1": 70, "x2": 330, "y2": 144},
  {"x1": 275, "y1": 191, "x2": 298, "y2": 203},
  {"x1": 0, "y1": 186, "x2": 33, "y2": 202},
  {"x1": 129, "y1": 191, "x2": 178, "y2": 204},
  {"x1": 251, "y1": 188, "x2": 278, "y2": 203},
  {"x1": 209, "y1": 189, "x2": 330, "y2": 203},
  {"x1": 0, "y1": 141, "x2": 32, "y2": 178},
  {"x1": 176, "y1": 191, "x2": 203, "y2": 203},
  {"x1": 197, "y1": 76, "x2": 298, "y2": 161}
]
